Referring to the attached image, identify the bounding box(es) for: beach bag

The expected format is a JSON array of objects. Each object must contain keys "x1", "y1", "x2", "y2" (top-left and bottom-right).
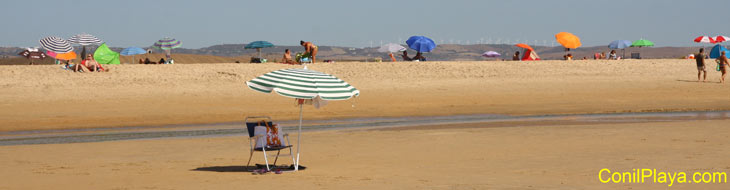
[{"x1": 253, "y1": 122, "x2": 284, "y2": 149}]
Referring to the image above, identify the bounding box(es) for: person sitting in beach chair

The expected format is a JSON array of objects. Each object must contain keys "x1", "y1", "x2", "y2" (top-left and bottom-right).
[{"x1": 245, "y1": 116, "x2": 295, "y2": 171}]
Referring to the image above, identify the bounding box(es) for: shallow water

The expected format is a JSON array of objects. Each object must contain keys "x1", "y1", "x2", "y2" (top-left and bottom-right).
[{"x1": 1, "y1": 111, "x2": 729, "y2": 146}]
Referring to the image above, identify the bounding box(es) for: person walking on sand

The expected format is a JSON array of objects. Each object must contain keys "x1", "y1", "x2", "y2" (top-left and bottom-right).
[
  {"x1": 718, "y1": 51, "x2": 729, "y2": 83},
  {"x1": 695, "y1": 48, "x2": 707, "y2": 82},
  {"x1": 300, "y1": 41, "x2": 318, "y2": 63}
]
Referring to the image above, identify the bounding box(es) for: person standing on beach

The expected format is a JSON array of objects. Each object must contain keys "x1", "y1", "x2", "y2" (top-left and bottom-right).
[
  {"x1": 695, "y1": 48, "x2": 707, "y2": 82},
  {"x1": 717, "y1": 51, "x2": 729, "y2": 83},
  {"x1": 512, "y1": 51, "x2": 520, "y2": 61},
  {"x1": 301, "y1": 41, "x2": 318, "y2": 63}
]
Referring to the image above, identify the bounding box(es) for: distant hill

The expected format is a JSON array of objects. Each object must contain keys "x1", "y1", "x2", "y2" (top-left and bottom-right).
[{"x1": 0, "y1": 43, "x2": 712, "y2": 64}]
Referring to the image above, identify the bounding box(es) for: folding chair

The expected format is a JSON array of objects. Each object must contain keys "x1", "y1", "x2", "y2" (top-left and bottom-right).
[{"x1": 245, "y1": 116, "x2": 295, "y2": 171}]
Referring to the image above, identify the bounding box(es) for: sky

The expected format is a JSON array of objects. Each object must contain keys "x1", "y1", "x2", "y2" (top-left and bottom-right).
[{"x1": 1, "y1": 0, "x2": 728, "y2": 49}]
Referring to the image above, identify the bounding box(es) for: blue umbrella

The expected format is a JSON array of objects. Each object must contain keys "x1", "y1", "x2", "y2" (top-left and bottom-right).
[
  {"x1": 406, "y1": 36, "x2": 436, "y2": 52},
  {"x1": 245, "y1": 41, "x2": 275, "y2": 58},
  {"x1": 245, "y1": 41, "x2": 274, "y2": 49},
  {"x1": 121, "y1": 47, "x2": 146, "y2": 55},
  {"x1": 121, "y1": 47, "x2": 147, "y2": 64},
  {"x1": 608, "y1": 40, "x2": 632, "y2": 49},
  {"x1": 608, "y1": 40, "x2": 632, "y2": 58}
]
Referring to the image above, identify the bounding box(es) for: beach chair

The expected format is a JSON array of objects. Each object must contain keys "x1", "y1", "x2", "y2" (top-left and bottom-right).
[{"x1": 245, "y1": 116, "x2": 295, "y2": 171}]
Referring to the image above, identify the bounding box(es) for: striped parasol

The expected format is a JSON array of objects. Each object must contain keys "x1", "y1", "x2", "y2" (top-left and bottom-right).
[
  {"x1": 68, "y1": 33, "x2": 102, "y2": 46},
  {"x1": 714, "y1": 35, "x2": 730, "y2": 43},
  {"x1": 153, "y1": 37, "x2": 182, "y2": 50},
  {"x1": 246, "y1": 67, "x2": 359, "y2": 100},
  {"x1": 246, "y1": 67, "x2": 359, "y2": 171},
  {"x1": 39, "y1": 36, "x2": 73, "y2": 53}
]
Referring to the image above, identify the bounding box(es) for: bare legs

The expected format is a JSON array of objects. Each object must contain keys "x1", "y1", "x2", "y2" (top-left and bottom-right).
[{"x1": 698, "y1": 70, "x2": 706, "y2": 82}]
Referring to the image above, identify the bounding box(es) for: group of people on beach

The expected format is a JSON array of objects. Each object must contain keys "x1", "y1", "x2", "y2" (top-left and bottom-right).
[
  {"x1": 695, "y1": 48, "x2": 729, "y2": 83},
  {"x1": 280, "y1": 40, "x2": 428, "y2": 63},
  {"x1": 138, "y1": 58, "x2": 172, "y2": 64},
  {"x1": 63, "y1": 54, "x2": 107, "y2": 72},
  {"x1": 401, "y1": 51, "x2": 426, "y2": 61},
  {"x1": 592, "y1": 51, "x2": 619, "y2": 60},
  {"x1": 281, "y1": 41, "x2": 318, "y2": 64}
]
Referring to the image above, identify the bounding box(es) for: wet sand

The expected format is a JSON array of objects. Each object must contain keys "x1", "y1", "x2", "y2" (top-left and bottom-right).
[{"x1": 0, "y1": 119, "x2": 728, "y2": 189}]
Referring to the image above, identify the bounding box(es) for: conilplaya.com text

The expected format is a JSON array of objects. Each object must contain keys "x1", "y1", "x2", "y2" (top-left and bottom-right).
[{"x1": 599, "y1": 168, "x2": 727, "y2": 187}]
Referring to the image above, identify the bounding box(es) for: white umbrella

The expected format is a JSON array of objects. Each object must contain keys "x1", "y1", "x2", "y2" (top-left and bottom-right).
[{"x1": 378, "y1": 43, "x2": 406, "y2": 53}]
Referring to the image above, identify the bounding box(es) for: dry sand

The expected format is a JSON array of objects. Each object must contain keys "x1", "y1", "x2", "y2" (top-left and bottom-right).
[
  {"x1": 1, "y1": 59, "x2": 729, "y2": 132},
  {"x1": 2, "y1": 59, "x2": 730, "y2": 189}
]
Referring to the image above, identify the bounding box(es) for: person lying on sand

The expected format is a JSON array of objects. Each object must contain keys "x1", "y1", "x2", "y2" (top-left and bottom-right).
[
  {"x1": 79, "y1": 54, "x2": 108, "y2": 72},
  {"x1": 281, "y1": 49, "x2": 299, "y2": 64},
  {"x1": 64, "y1": 60, "x2": 84, "y2": 72}
]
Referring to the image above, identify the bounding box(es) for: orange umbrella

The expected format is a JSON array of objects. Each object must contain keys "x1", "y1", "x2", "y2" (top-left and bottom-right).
[
  {"x1": 555, "y1": 32, "x2": 582, "y2": 49},
  {"x1": 55, "y1": 52, "x2": 77, "y2": 60},
  {"x1": 515, "y1": 43, "x2": 534, "y2": 50}
]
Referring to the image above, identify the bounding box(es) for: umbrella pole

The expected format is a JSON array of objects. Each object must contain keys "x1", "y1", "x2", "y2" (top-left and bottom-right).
[
  {"x1": 258, "y1": 48, "x2": 262, "y2": 59},
  {"x1": 295, "y1": 102, "x2": 303, "y2": 171}
]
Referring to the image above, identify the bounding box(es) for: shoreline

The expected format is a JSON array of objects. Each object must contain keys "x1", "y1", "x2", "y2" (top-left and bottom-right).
[{"x1": 2, "y1": 110, "x2": 729, "y2": 146}]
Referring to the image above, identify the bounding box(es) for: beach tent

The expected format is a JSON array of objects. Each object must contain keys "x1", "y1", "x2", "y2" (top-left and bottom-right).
[
  {"x1": 522, "y1": 49, "x2": 540, "y2": 61},
  {"x1": 93, "y1": 43, "x2": 120, "y2": 65},
  {"x1": 710, "y1": 44, "x2": 730, "y2": 59},
  {"x1": 515, "y1": 43, "x2": 540, "y2": 61}
]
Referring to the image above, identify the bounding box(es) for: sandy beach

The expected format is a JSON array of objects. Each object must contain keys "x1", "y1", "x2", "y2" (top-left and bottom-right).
[
  {"x1": 1, "y1": 119, "x2": 729, "y2": 189},
  {"x1": 1, "y1": 59, "x2": 729, "y2": 132},
  {"x1": 1, "y1": 60, "x2": 730, "y2": 189}
]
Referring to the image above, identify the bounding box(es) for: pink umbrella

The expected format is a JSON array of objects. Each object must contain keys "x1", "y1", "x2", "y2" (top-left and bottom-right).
[
  {"x1": 714, "y1": 35, "x2": 730, "y2": 43},
  {"x1": 46, "y1": 51, "x2": 57, "y2": 58},
  {"x1": 695, "y1": 36, "x2": 715, "y2": 44}
]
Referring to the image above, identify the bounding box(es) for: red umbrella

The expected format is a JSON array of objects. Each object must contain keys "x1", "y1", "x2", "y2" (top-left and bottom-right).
[
  {"x1": 694, "y1": 36, "x2": 715, "y2": 44},
  {"x1": 714, "y1": 36, "x2": 729, "y2": 43}
]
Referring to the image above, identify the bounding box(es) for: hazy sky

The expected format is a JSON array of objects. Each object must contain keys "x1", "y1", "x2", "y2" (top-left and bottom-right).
[{"x1": 1, "y1": 0, "x2": 727, "y2": 48}]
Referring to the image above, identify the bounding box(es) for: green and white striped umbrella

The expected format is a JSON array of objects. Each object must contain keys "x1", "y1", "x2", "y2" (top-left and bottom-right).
[
  {"x1": 245, "y1": 66, "x2": 359, "y2": 171},
  {"x1": 246, "y1": 67, "x2": 360, "y2": 100}
]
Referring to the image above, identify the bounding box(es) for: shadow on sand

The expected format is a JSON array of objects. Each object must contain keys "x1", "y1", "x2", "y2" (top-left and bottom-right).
[
  {"x1": 192, "y1": 164, "x2": 304, "y2": 173},
  {"x1": 676, "y1": 79, "x2": 721, "y2": 84}
]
